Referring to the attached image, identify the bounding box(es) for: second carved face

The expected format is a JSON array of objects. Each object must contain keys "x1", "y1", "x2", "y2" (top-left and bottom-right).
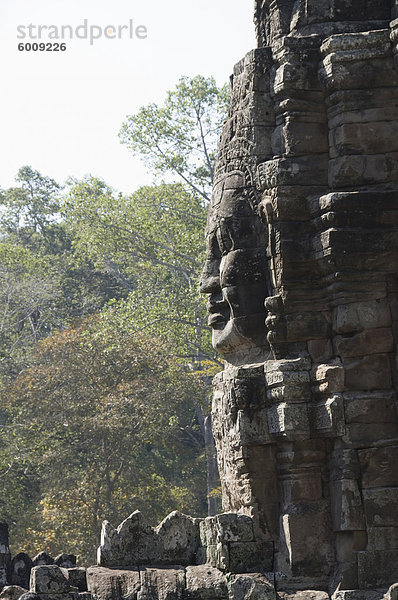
[{"x1": 200, "y1": 171, "x2": 270, "y2": 364}]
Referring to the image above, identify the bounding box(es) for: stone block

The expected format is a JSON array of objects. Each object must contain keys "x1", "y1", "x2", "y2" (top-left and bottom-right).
[
  {"x1": 314, "y1": 363, "x2": 345, "y2": 393},
  {"x1": 266, "y1": 367, "x2": 310, "y2": 402},
  {"x1": 330, "y1": 449, "x2": 361, "y2": 481},
  {"x1": 30, "y1": 566, "x2": 70, "y2": 595},
  {"x1": 0, "y1": 587, "x2": 28, "y2": 600},
  {"x1": 227, "y1": 573, "x2": 275, "y2": 600},
  {"x1": 285, "y1": 312, "x2": 330, "y2": 342},
  {"x1": 330, "y1": 479, "x2": 366, "y2": 532},
  {"x1": 229, "y1": 541, "x2": 273, "y2": 573},
  {"x1": 65, "y1": 569, "x2": 87, "y2": 593},
  {"x1": 199, "y1": 513, "x2": 254, "y2": 546},
  {"x1": 320, "y1": 30, "x2": 394, "y2": 91},
  {"x1": 256, "y1": 156, "x2": 328, "y2": 190},
  {"x1": 367, "y1": 527, "x2": 398, "y2": 551},
  {"x1": 281, "y1": 471, "x2": 323, "y2": 504},
  {"x1": 333, "y1": 590, "x2": 386, "y2": 600},
  {"x1": 284, "y1": 593, "x2": 329, "y2": 600},
  {"x1": 267, "y1": 402, "x2": 310, "y2": 440},
  {"x1": 343, "y1": 354, "x2": 392, "y2": 390},
  {"x1": 272, "y1": 121, "x2": 328, "y2": 156},
  {"x1": 329, "y1": 120, "x2": 398, "y2": 158},
  {"x1": 32, "y1": 554, "x2": 54, "y2": 567},
  {"x1": 54, "y1": 555, "x2": 76, "y2": 569},
  {"x1": 185, "y1": 566, "x2": 228, "y2": 600},
  {"x1": 280, "y1": 501, "x2": 334, "y2": 577},
  {"x1": 8, "y1": 555, "x2": 33, "y2": 590},
  {"x1": 329, "y1": 152, "x2": 398, "y2": 189},
  {"x1": 138, "y1": 567, "x2": 185, "y2": 600},
  {"x1": 359, "y1": 446, "x2": 398, "y2": 488},
  {"x1": 309, "y1": 396, "x2": 345, "y2": 437},
  {"x1": 155, "y1": 511, "x2": 201, "y2": 566},
  {"x1": 272, "y1": 62, "x2": 321, "y2": 95},
  {"x1": 204, "y1": 544, "x2": 229, "y2": 571},
  {"x1": 234, "y1": 408, "x2": 270, "y2": 445},
  {"x1": 86, "y1": 567, "x2": 140, "y2": 600},
  {"x1": 343, "y1": 391, "x2": 397, "y2": 424},
  {"x1": 321, "y1": 30, "x2": 391, "y2": 59},
  {"x1": 363, "y1": 488, "x2": 398, "y2": 527},
  {"x1": 333, "y1": 299, "x2": 391, "y2": 334},
  {"x1": 358, "y1": 549, "x2": 398, "y2": 589},
  {"x1": 335, "y1": 531, "x2": 367, "y2": 563},
  {"x1": 335, "y1": 328, "x2": 394, "y2": 358},
  {"x1": 265, "y1": 186, "x2": 320, "y2": 222},
  {"x1": 265, "y1": 357, "x2": 312, "y2": 373},
  {"x1": 307, "y1": 339, "x2": 333, "y2": 363},
  {"x1": 265, "y1": 369, "x2": 310, "y2": 389},
  {"x1": 98, "y1": 510, "x2": 202, "y2": 567},
  {"x1": 345, "y1": 422, "x2": 398, "y2": 444}
]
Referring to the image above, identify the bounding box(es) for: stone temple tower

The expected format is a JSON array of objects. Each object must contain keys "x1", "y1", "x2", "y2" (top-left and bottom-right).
[{"x1": 200, "y1": 0, "x2": 398, "y2": 593}]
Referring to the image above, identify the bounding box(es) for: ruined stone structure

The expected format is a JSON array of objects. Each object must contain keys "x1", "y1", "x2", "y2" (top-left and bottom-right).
[
  {"x1": 200, "y1": 0, "x2": 398, "y2": 594},
  {"x1": 3, "y1": 3, "x2": 398, "y2": 600}
]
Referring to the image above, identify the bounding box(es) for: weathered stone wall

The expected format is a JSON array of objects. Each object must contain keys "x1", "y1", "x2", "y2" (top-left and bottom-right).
[{"x1": 200, "y1": 0, "x2": 398, "y2": 593}]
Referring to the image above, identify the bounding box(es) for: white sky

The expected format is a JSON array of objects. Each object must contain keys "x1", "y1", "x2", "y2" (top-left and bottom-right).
[{"x1": 1, "y1": 0, "x2": 256, "y2": 194}]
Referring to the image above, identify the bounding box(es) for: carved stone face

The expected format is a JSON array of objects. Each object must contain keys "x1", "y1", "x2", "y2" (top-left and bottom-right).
[{"x1": 200, "y1": 171, "x2": 270, "y2": 363}]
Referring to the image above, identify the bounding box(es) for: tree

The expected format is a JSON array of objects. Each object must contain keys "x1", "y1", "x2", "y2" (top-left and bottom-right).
[
  {"x1": 0, "y1": 169, "x2": 128, "y2": 382},
  {"x1": 64, "y1": 179, "x2": 218, "y2": 366},
  {"x1": 2, "y1": 316, "x2": 207, "y2": 564},
  {"x1": 68, "y1": 78, "x2": 230, "y2": 515},
  {"x1": 0, "y1": 242, "x2": 57, "y2": 381},
  {"x1": 119, "y1": 75, "x2": 229, "y2": 202},
  {"x1": 0, "y1": 166, "x2": 61, "y2": 240},
  {"x1": 64, "y1": 178, "x2": 222, "y2": 515}
]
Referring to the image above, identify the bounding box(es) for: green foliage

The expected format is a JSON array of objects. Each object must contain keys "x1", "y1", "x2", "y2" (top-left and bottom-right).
[
  {"x1": 3, "y1": 316, "x2": 207, "y2": 564},
  {"x1": 64, "y1": 179, "x2": 217, "y2": 365},
  {"x1": 0, "y1": 171, "x2": 127, "y2": 382},
  {"x1": 0, "y1": 74, "x2": 228, "y2": 559},
  {"x1": 119, "y1": 75, "x2": 229, "y2": 201},
  {"x1": 0, "y1": 242, "x2": 57, "y2": 380},
  {"x1": 0, "y1": 166, "x2": 60, "y2": 240}
]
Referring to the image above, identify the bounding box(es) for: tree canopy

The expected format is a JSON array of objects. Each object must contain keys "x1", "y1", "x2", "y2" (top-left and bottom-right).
[
  {"x1": 2, "y1": 316, "x2": 207, "y2": 562},
  {"x1": 119, "y1": 75, "x2": 229, "y2": 202},
  {"x1": 0, "y1": 74, "x2": 228, "y2": 561}
]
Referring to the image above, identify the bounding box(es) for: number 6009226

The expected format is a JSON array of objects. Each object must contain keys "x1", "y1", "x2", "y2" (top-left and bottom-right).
[{"x1": 18, "y1": 42, "x2": 67, "y2": 51}]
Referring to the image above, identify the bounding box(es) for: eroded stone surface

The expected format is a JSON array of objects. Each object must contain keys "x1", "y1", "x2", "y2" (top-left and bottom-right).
[
  {"x1": 97, "y1": 511, "x2": 201, "y2": 568},
  {"x1": 200, "y1": 0, "x2": 398, "y2": 593},
  {"x1": 8, "y1": 555, "x2": 33, "y2": 591},
  {"x1": 0, "y1": 587, "x2": 28, "y2": 600},
  {"x1": 87, "y1": 567, "x2": 140, "y2": 600},
  {"x1": 30, "y1": 566, "x2": 70, "y2": 595}
]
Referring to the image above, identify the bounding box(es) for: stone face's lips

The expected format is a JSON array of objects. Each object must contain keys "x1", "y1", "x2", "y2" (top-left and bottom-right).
[
  {"x1": 208, "y1": 313, "x2": 226, "y2": 328},
  {"x1": 207, "y1": 295, "x2": 229, "y2": 328}
]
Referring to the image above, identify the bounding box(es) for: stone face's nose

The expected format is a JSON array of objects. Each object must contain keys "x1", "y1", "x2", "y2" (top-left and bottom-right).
[{"x1": 199, "y1": 259, "x2": 221, "y2": 295}]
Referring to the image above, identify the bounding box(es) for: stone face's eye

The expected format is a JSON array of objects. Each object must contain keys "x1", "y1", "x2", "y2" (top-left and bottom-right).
[
  {"x1": 216, "y1": 218, "x2": 234, "y2": 255},
  {"x1": 207, "y1": 230, "x2": 222, "y2": 259}
]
